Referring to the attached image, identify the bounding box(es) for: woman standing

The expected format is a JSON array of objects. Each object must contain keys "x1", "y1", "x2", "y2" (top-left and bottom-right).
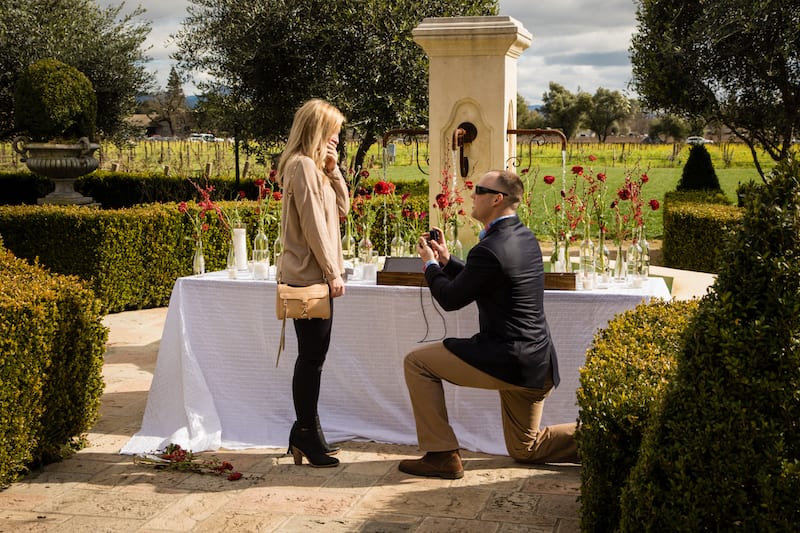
[{"x1": 277, "y1": 99, "x2": 349, "y2": 467}]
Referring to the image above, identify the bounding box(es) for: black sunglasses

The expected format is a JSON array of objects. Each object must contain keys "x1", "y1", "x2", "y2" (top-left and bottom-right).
[{"x1": 474, "y1": 185, "x2": 508, "y2": 196}]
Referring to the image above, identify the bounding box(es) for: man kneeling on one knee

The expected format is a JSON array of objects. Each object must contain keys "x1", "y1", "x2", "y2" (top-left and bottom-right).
[{"x1": 399, "y1": 169, "x2": 578, "y2": 480}]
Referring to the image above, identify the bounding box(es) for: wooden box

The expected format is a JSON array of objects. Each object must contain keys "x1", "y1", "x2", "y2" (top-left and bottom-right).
[
  {"x1": 544, "y1": 272, "x2": 577, "y2": 290},
  {"x1": 377, "y1": 257, "x2": 427, "y2": 287}
]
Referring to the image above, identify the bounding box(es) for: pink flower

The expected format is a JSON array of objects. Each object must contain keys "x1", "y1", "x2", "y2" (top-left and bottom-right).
[{"x1": 543, "y1": 175, "x2": 556, "y2": 185}]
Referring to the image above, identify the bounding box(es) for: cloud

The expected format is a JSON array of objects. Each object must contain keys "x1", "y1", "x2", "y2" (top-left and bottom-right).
[{"x1": 98, "y1": 0, "x2": 638, "y2": 104}]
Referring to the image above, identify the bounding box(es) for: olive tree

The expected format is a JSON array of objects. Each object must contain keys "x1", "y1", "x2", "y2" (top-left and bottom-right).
[
  {"x1": 174, "y1": 0, "x2": 497, "y2": 171},
  {"x1": 630, "y1": 0, "x2": 800, "y2": 180},
  {"x1": 0, "y1": 0, "x2": 153, "y2": 142},
  {"x1": 582, "y1": 88, "x2": 632, "y2": 142}
]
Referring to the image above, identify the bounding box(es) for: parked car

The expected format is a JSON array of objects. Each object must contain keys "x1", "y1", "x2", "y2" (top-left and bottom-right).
[
  {"x1": 189, "y1": 133, "x2": 216, "y2": 142},
  {"x1": 686, "y1": 136, "x2": 713, "y2": 145}
]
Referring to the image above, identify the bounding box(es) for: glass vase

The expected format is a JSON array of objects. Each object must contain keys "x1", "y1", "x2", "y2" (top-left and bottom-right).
[
  {"x1": 613, "y1": 241, "x2": 626, "y2": 282},
  {"x1": 342, "y1": 218, "x2": 356, "y2": 261},
  {"x1": 192, "y1": 239, "x2": 205, "y2": 275},
  {"x1": 252, "y1": 226, "x2": 270, "y2": 280},
  {"x1": 226, "y1": 240, "x2": 237, "y2": 278},
  {"x1": 359, "y1": 225, "x2": 375, "y2": 264},
  {"x1": 639, "y1": 225, "x2": 650, "y2": 278},
  {"x1": 596, "y1": 230, "x2": 610, "y2": 282},
  {"x1": 579, "y1": 236, "x2": 595, "y2": 290},
  {"x1": 626, "y1": 237, "x2": 642, "y2": 283},
  {"x1": 390, "y1": 225, "x2": 405, "y2": 257},
  {"x1": 445, "y1": 223, "x2": 463, "y2": 260}
]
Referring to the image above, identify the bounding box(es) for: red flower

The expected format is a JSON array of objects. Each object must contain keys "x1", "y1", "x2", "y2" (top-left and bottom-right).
[
  {"x1": 617, "y1": 187, "x2": 632, "y2": 201},
  {"x1": 268, "y1": 169, "x2": 278, "y2": 181},
  {"x1": 641, "y1": 173, "x2": 649, "y2": 183},
  {"x1": 360, "y1": 170, "x2": 370, "y2": 178},
  {"x1": 254, "y1": 179, "x2": 265, "y2": 188},
  {"x1": 554, "y1": 204, "x2": 562, "y2": 212},
  {"x1": 571, "y1": 165, "x2": 584, "y2": 175},
  {"x1": 465, "y1": 180, "x2": 474, "y2": 189},
  {"x1": 458, "y1": 209, "x2": 466, "y2": 216},
  {"x1": 272, "y1": 191, "x2": 283, "y2": 201},
  {"x1": 588, "y1": 154, "x2": 597, "y2": 161},
  {"x1": 178, "y1": 201, "x2": 188, "y2": 213},
  {"x1": 435, "y1": 193, "x2": 449, "y2": 209},
  {"x1": 649, "y1": 199, "x2": 660, "y2": 210},
  {"x1": 227, "y1": 472, "x2": 243, "y2": 481},
  {"x1": 373, "y1": 181, "x2": 393, "y2": 195},
  {"x1": 521, "y1": 168, "x2": 530, "y2": 175},
  {"x1": 401, "y1": 192, "x2": 410, "y2": 203},
  {"x1": 543, "y1": 175, "x2": 556, "y2": 185},
  {"x1": 597, "y1": 173, "x2": 606, "y2": 182},
  {"x1": 237, "y1": 190, "x2": 246, "y2": 199}
]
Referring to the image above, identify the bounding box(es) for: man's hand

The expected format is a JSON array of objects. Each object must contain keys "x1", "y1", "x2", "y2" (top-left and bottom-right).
[{"x1": 425, "y1": 226, "x2": 450, "y2": 266}]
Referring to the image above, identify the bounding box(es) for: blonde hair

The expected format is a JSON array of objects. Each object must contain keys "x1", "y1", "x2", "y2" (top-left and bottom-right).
[{"x1": 277, "y1": 99, "x2": 345, "y2": 183}]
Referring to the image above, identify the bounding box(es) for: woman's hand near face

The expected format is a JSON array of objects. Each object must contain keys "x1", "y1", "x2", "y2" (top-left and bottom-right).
[{"x1": 324, "y1": 135, "x2": 339, "y2": 173}]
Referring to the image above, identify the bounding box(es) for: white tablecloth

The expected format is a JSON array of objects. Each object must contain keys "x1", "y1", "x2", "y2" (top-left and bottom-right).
[{"x1": 120, "y1": 271, "x2": 670, "y2": 456}]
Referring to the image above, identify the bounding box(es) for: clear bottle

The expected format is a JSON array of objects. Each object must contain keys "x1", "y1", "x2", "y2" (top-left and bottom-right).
[
  {"x1": 639, "y1": 225, "x2": 650, "y2": 278},
  {"x1": 192, "y1": 239, "x2": 205, "y2": 275},
  {"x1": 579, "y1": 237, "x2": 596, "y2": 289},
  {"x1": 252, "y1": 227, "x2": 270, "y2": 279},
  {"x1": 390, "y1": 224, "x2": 405, "y2": 257},
  {"x1": 226, "y1": 240, "x2": 237, "y2": 278},
  {"x1": 341, "y1": 218, "x2": 356, "y2": 261},
  {"x1": 627, "y1": 237, "x2": 641, "y2": 281}
]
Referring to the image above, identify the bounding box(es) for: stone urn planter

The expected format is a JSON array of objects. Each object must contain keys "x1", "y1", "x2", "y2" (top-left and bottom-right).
[{"x1": 13, "y1": 136, "x2": 99, "y2": 205}]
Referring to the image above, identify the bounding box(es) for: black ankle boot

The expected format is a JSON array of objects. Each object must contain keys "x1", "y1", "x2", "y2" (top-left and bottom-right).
[
  {"x1": 288, "y1": 422, "x2": 339, "y2": 468},
  {"x1": 316, "y1": 415, "x2": 341, "y2": 455}
]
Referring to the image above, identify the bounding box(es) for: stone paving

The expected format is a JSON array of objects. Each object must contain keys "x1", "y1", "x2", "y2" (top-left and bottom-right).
[
  {"x1": 0, "y1": 307, "x2": 582, "y2": 533},
  {"x1": 0, "y1": 265, "x2": 713, "y2": 532}
]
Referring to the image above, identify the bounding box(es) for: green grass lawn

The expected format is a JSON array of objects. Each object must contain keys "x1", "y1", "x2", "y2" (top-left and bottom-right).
[{"x1": 0, "y1": 139, "x2": 772, "y2": 240}]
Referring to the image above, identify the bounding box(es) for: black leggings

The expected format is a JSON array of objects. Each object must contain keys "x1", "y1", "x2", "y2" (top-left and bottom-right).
[{"x1": 291, "y1": 301, "x2": 333, "y2": 429}]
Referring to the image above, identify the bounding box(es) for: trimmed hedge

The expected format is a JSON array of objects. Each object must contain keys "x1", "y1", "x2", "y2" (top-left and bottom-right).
[
  {"x1": 620, "y1": 159, "x2": 800, "y2": 531},
  {"x1": 0, "y1": 176, "x2": 431, "y2": 312},
  {"x1": 662, "y1": 190, "x2": 742, "y2": 273},
  {"x1": 0, "y1": 248, "x2": 106, "y2": 487},
  {"x1": 577, "y1": 299, "x2": 699, "y2": 532}
]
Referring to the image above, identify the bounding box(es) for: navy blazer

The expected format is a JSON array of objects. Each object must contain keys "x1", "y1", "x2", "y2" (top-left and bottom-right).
[{"x1": 424, "y1": 216, "x2": 559, "y2": 389}]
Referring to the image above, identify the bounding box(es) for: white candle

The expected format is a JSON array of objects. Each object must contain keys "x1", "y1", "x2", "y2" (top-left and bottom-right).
[{"x1": 233, "y1": 227, "x2": 248, "y2": 270}]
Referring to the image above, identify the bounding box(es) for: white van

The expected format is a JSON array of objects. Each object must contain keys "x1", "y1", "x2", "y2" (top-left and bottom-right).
[{"x1": 189, "y1": 133, "x2": 215, "y2": 142}]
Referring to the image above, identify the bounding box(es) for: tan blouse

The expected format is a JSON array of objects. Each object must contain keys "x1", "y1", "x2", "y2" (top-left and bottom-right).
[{"x1": 278, "y1": 155, "x2": 349, "y2": 286}]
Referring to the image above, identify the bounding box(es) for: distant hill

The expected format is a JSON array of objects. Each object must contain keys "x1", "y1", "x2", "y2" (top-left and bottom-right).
[{"x1": 135, "y1": 94, "x2": 200, "y2": 109}]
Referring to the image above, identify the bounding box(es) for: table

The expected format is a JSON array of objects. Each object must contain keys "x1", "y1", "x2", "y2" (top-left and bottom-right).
[{"x1": 120, "y1": 271, "x2": 670, "y2": 456}]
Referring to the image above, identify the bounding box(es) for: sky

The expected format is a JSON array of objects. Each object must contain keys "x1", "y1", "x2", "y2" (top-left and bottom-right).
[{"x1": 96, "y1": 0, "x2": 638, "y2": 106}]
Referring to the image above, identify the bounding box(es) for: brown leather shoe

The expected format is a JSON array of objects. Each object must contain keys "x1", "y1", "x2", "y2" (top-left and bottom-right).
[{"x1": 398, "y1": 450, "x2": 464, "y2": 479}]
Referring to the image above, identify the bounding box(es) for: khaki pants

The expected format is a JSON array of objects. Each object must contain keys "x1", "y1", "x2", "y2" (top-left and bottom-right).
[{"x1": 404, "y1": 342, "x2": 578, "y2": 463}]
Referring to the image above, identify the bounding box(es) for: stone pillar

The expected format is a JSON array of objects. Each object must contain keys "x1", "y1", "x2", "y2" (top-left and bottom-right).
[{"x1": 413, "y1": 16, "x2": 531, "y2": 247}]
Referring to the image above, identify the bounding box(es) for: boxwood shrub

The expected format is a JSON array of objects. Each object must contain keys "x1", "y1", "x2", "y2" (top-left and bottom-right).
[
  {"x1": 0, "y1": 249, "x2": 106, "y2": 486},
  {"x1": 577, "y1": 299, "x2": 699, "y2": 532},
  {"x1": 619, "y1": 159, "x2": 800, "y2": 531},
  {"x1": 662, "y1": 190, "x2": 742, "y2": 273}
]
